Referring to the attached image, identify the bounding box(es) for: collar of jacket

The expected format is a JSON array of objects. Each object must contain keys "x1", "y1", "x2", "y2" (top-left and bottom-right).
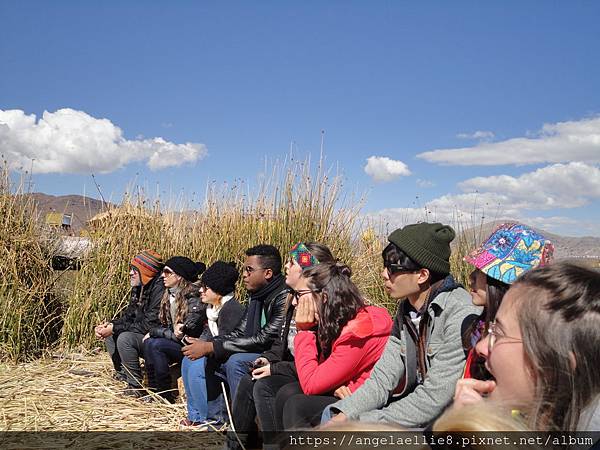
[
  {"x1": 421, "y1": 274, "x2": 462, "y2": 317},
  {"x1": 248, "y1": 273, "x2": 287, "y2": 304}
]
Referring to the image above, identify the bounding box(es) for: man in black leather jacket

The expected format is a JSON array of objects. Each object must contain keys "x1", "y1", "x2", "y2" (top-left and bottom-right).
[{"x1": 182, "y1": 244, "x2": 288, "y2": 401}]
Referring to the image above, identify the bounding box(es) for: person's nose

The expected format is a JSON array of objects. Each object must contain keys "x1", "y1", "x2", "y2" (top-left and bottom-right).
[{"x1": 476, "y1": 334, "x2": 490, "y2": 359}]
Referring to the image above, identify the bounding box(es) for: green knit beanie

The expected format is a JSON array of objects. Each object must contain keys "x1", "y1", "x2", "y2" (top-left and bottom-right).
[{"x1": 387, "y1": 222, "x2": 456, "y2": 275}]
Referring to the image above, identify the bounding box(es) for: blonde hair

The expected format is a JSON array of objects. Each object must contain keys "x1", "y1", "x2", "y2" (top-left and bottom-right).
[{"x1": 434, "y1": 402, "x2": 530, "y2": 433}]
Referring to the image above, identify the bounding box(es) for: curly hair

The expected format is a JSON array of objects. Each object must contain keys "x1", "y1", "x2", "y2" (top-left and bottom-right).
[
  {"x1": 302, "y1": 261, "x2": 365, "y2": 359},
  {"x1": 159, "y1": 279, "x2": 199, "y2": 325}
]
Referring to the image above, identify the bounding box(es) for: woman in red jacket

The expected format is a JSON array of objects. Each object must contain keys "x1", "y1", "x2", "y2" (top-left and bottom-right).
[{"x1": 279, "y1": 261, "x2": 392, "y2": 429}]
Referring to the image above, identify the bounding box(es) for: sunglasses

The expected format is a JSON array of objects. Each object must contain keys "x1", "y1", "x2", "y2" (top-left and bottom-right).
[
  {"x1": 162, "y1": 268, "x2": 175, "y2": 277},
  {"x1": 384, "y1": 263, "x2": 416, "y2": 276},
  {"x1": 243, "y1": 266, "x2": 266, "y2": 274}
]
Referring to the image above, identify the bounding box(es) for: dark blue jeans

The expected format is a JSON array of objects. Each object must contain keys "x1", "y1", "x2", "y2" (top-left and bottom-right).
[{"x1": 143, "y1": 337, "x2": 183, "y2": 401}]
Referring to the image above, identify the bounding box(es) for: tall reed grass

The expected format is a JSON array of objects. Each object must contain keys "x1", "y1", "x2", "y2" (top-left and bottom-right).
[
  {"x1": 0, "y1": 163, "x2": 61, "y2": 360},
  {"x1": 59, "y1": 157, "x2": 369, "y2": 349},
  {"x1": 2, "y1": 155, "x2": 484, "y2": 360}
]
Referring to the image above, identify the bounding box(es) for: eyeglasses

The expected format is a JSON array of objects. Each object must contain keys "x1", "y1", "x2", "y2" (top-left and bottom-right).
[
  {"x1": 384, "y1": 263, "x2": 416, "y2": 276},
  {"x1": 243, "y1": 266, "x2": 266, "y2": 274},
  {"x1": 162, "y1": 268, "x2": 175, "y2": 277},
  {"x1": 290, "y1": 288, "x2": 321, "y2": 301},
  {"x1": 487, "y1": 320, "x2": 522, "y2": 353}
]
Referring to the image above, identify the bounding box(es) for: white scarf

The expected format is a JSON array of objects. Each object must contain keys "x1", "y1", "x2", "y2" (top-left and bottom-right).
[{"x1": 207, "y1": 293, "x2": 233, "y2": 337}]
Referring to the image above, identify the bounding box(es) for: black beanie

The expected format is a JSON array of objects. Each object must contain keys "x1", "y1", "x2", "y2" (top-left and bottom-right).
[
  {"x1": 387, "y1": 222, "x2": 455, "y2": 275},
  {"x1": 164, "y1": 256, "x2": 206, "y2": 282},
  {"x1": 201, "y1": 261, "x2": 239, "y2": 296}
]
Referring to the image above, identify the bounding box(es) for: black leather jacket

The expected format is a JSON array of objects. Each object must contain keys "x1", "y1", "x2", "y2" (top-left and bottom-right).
[{"x1": 212, "y1": 275, "x2": 288, "y2": 360}]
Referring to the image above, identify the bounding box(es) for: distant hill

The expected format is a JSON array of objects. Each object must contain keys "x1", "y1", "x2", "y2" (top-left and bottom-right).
[
  {"x1": 27, "y1": 193, "x2": 109, "y2": 233},
  {"x1": 460, "y1": 220, "x2": 600, "y2": 260}
]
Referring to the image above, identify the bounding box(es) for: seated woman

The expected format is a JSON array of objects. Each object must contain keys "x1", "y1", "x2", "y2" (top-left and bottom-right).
[
  {"x1": 180, "y1": 261, "x2": 245, "y2": 429},
  {"x1": 229, "y1": 242, "x2": 335, "y2": 447},
  {"x1": 280, "y1": 261, "x2": 393, "y2": 430},
  {"x1": 461, "y1": 223, "x2": 553, "y2": 379},
  {"x1": 452, "y1": 262, "x2": 600, "y2": 433},
  {"x1": 142, "y1": 256, "x2": 206, "y2": 402}
]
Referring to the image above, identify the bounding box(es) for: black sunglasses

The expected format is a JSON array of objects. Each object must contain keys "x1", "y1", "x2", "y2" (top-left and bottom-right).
[{"x1": 385, "y1": 263, "x2": 416, "y2": 275}]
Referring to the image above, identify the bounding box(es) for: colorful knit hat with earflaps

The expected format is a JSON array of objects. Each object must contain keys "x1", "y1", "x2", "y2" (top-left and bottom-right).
[
  {"x1": 131, "y1": 250, "x2": 164, "y2": 285},
  {"x1": 289, "y1": 242, "x2": 320, "y2": 269},
  {"x1": 464, "y1": 223, "x2": 554, "y2": 284}
]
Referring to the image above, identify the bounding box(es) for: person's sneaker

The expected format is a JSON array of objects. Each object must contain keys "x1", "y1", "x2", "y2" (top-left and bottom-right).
[
  {"x1": 179, "y1": 418, "x2": 203, "y2": 429},
  {"x1": 122, "y1": 386, "x2": 144, "y2": 398},
  {"x1": 179, "y1": 419, "x2": 227, "y2": 432},
  {"x1": 112, "y1": 371, "x2": 127, "y2": 383},
  {"x1": 139, "y1": 395, "x2": 160, "y2": 403}
]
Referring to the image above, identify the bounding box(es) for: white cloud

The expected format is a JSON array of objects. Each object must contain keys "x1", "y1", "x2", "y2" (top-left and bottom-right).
[
  {"x1": 366, "y1": 162, "x2": 600, "y2": 236},
  {"x1": 416, "y1": 179, "x2": 435, "y2": 188},
  {"x1": 418, "y1": 116, "x2": 600, "y2": 166},
  {"x1": 456, "y1": 130, "x2": 495, "y2": 140},
  {"x1": 0, "y1": 108, "x2": 207, "y2": 174},
  {"x1": 459, "y1": 162, "x2": 600, "y2": 210},
  {"x1": 364, "y1": 156, "x2": 411, "y2": 182}
]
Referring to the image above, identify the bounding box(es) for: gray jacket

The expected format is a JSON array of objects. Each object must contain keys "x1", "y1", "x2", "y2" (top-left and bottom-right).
[{"x1": 329, "y1": 280, "x2": 480, "y2": 428}]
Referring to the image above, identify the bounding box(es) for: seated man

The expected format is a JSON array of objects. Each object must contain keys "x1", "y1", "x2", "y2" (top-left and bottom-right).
[
  {"x1": 95, "y1": 249, "x2": 165, "y2": 396},
  {"x1": 182, "y1": 244, "x2": 288, "y2": 422},
  {"x1": 323, "y1": 223, "x2": 481, "y2": 428}
]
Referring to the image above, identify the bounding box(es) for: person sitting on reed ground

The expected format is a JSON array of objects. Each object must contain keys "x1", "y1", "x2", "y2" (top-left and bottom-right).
[
  {"x1": 228, "y1": 242, "x2": 335, "y2": 449},
  {"x1": 94, "y1": 249, "x2": 165, "y2": 396},
  {"x1": 461, "y1": 223, "x2": 553, "y2": 379},
  {"x1": 322, "y1": 222, "x2": 481, "y2": 428},
  {"x1": 182, "y1": 245, "x2": 288, "y2": 423},
  {"x1": 180, "y1": 261, "x2": 245, "y2": 429},
  {"x1": 452, "y1": 262, "x2": 600, "y2": 435},
  {"x1": 280, "y1": 260, "x2": 393, "y2": 430},
  {"x1": 141, "y1": 256, "x2": 207, "y2": 403}
]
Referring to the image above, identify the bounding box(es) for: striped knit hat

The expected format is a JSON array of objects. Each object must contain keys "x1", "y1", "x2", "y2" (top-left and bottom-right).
[{"x1": 131, "y1": 250, "x2": 164, "y2": 285}]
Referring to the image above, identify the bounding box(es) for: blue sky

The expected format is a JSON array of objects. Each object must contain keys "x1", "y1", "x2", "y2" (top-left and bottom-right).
[{"x1": 1, "y1": 1, "x2": 599, "y2": 236}]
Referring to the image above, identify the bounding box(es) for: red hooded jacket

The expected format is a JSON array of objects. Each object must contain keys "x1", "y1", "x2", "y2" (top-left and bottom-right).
[{"x1": 294, "y1": 305, "x2": 392, "y2": 395}]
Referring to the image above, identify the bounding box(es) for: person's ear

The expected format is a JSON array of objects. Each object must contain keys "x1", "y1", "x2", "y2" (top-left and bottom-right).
[
  {"x1": 319, "y1": 291, "x2": 328, "y2": 304},
  {"x1": 264, "y1": 268, "x2": 274, "y2": 281},
  {"x1": 416, "y1": 268, "x2": 430, "y2": 285}
]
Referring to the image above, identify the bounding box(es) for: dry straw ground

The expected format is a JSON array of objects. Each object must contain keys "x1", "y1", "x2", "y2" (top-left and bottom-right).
[{"x1": 0, "y1": 349, "x2": 226, "y2": 446}]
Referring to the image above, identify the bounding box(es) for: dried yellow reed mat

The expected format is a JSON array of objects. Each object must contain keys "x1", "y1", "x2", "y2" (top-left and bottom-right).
[{"x1": 0, "y1": 350, "x2": 222, "y2": 442}]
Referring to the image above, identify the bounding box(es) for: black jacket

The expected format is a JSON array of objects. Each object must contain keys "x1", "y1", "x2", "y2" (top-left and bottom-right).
[
  {"x1": 200, "y1": 298, "x2": 246, "y2": 346},
  {"x1": 111, "y1": 275, "x2": 165, "y2": 335},
  {"x1": 148, "y1": 292, "x2": 209, "y2": 342},
  {"x1": 261, "y1": 301, "x2": 297, "y2": 378},
  {"x1": 212, "y1": 275, "x2": 288, "y2": 360}
]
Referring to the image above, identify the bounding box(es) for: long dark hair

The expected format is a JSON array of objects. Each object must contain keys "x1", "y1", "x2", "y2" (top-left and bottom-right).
[
  {"x1": 462, "y1": 271, "x2": 510, "y2": 350},
  {"x1": 302, "y1": 261, "x2": 365, "y2": 359},
  {"x1": 159, "y1": 279, "x2": 198, "y2": 326},
  {"x1": 513, "y1": 262, "x2": 600, "y2": 431}
]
